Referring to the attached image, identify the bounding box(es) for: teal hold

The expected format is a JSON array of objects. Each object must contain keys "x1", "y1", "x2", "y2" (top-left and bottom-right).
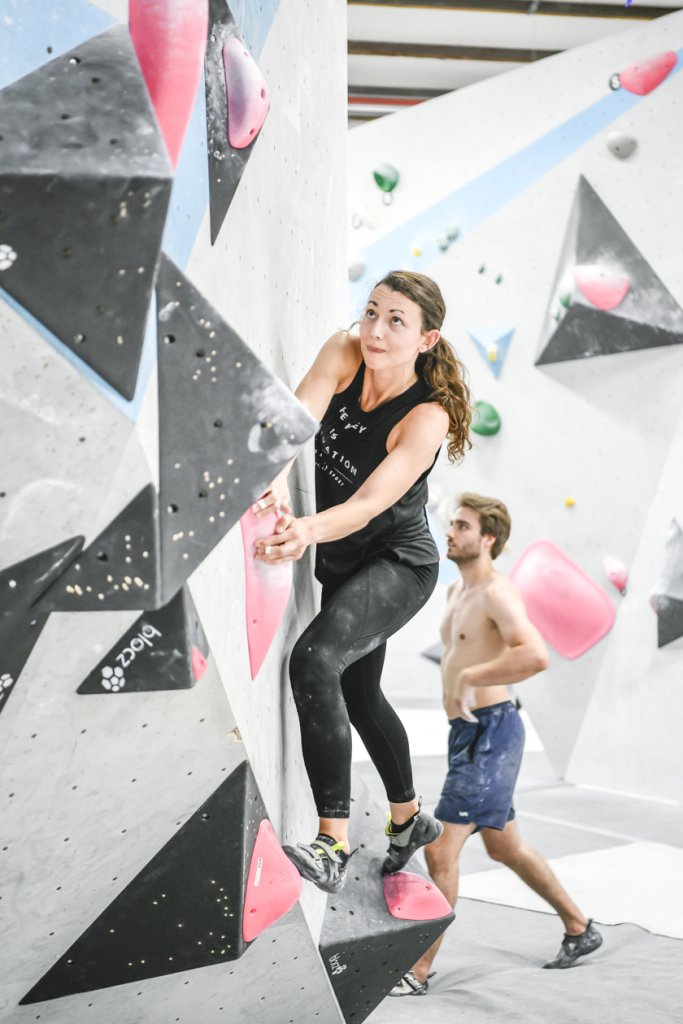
[{"x1": 471, "y1": 400, "x2": 501, "y2": 436}]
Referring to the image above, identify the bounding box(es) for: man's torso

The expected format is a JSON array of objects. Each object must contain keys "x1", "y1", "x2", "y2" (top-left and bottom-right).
[{"x1": 440, "y1": 580, "x2": 510, "y2": 714}]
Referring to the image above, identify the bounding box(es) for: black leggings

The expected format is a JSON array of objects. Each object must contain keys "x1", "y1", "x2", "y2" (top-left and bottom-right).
[{"x1": 289, "y1": 557, "x2": 439, "y2": 818}]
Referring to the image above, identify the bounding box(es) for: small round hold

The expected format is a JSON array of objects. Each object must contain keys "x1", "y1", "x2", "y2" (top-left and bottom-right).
[
  {"x1": 478, "y1": 264, "x2": 486, "y2": 274},
  {"x1": 373, "y1": 161, "x2": 399, "y2": 194},
  {"x1": 559, "y1": 291, "x2": 572, "y2": 310},
  {"x1": 471, "y1": 400, "x2": 501, "y2": 437},
  {"x1": 609, "y1": 73, "x2": 621, "y2": 92},
  {"x1": 437, "y1": 236, "x2": 450, "y2": 252},
  {"x1": 447, "y1": 226, "x2": 460, "y2": 243},
  {"x1": 348, "y1": 261, "x2": 366, "y2": 282},
  {"x1": 382, "y1": 192, "x2": 393, "y2": 206},
  {"x1": 411, "y1": 245, "x2": 423, "y2": 258},
  {"x1": 495, "y1": 274, "x2": 503, "y2": 285},
  {"x1": 351, "y1": 213, "x2": 363, "y2": 229},
  {"x1": 487, "y1": 345, "x2": 498, "y2": 363},
  {"x1": 607, "y1": 131, "x2": 637, "y2": 159},
  {"x1": 565, "y1": 497, "x2": 576, "y2": 508}
]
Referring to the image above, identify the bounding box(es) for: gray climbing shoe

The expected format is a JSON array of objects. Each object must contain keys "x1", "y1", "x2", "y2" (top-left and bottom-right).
[
  {"x1": 382, "y1": 805, "x2": 443, "y2": 874},
  {"x1": 543, "y1": 919, "x2": 603, "y2": 969},
  {"x1": 388, "y1": 970, "x2": 435, "y2": 996},
  {"x1": 283, "y1": 834, "x2": 350, "y2": 895}
]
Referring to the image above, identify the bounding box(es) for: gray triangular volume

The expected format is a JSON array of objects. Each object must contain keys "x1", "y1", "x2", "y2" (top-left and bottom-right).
[
  {"x1": 156, "y1": 255, "x2": 317, "y2": 603},
  {"x1": 421, "y1": 640, "x2": 443, "y2": 665},
  {"x1": 655, "y1": 596, "x2": 683, "y2": 647},
  {"x1": 536, "y1": 304, "x2": 683, "y2": 365},
  {"x1": 77, "y1": 585, "x2": 209, "y2": 693},
  {"x1": 35, "y1": 485, "x2": 162, "y2": 613},
  {"x1": 205, "y1": 0, "x2": 264, "y2": 244},
  {"x1": 0, "y1": 26, "x2": 172, "y2": 400},
  {"x1": 0, "y1": 537, "x2": 84, "y2": 713},
  {"x1": 20, "y1": 758, "x2": 265, "y2": 1003}
]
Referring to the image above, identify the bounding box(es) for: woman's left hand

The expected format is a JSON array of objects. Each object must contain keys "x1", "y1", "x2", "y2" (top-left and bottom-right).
[{"x1": 254, "y1": 516, "x2": 314, "y2": 564}]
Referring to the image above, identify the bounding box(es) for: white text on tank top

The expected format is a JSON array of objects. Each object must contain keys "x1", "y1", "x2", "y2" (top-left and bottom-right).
[{"x1": 316, "y1": 404, "x2": 367, "y2": 488}]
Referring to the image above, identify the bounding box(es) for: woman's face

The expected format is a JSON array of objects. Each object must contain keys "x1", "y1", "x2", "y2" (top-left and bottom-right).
[{"x1": 359, "y1": 286, "x2": 438, "y2": 371}]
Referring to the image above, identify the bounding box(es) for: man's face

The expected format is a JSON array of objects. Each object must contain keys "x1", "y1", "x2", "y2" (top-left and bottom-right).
[{"x1": 445, "y1": 506, "x2": 488, "y2": 565}]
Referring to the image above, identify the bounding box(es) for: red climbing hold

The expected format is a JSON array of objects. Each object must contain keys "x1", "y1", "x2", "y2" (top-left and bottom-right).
[
  {"x1": 129, "y1": 0, "x2": 209, "y2": 168},
  {"x1": 618, "y1": 51, "x2": 677, "y2": 96},
  {"x1": 222, "y1": 37, "x2": 270, "y2": 149},
  {"x1": 242, "y1": 820, "x2": 302, "y2": 942},
  {"x1": 575, "y1": 264, "x2": 630, "y2": 312},
  {"x1": 383, "y1": 871, "x2": 452, "y2": 922},
  {"x1": 191, "y1": 646, "x2": 207, "y2": 681},
  {"x1": 240, "y1": 508, "x2": 293, "y2": 679}
]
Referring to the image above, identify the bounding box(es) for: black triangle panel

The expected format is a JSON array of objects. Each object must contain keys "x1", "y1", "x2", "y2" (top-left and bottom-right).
[
  {"x1": 319, "y1": 778, "x2": 454, "y2": 1024},
  {"x1": 0, "y1": 537, "x2": 84, "y2": 714},
  {"x1": 155, "y1": 255, "x2": 317, "y2": 603},
  {"x1": 536, "y1": 304, "x2": 683, "y2": 366},
  {"x1": 21, "y1": 758, "x2": 267, "y2": 1004},
  {"x1": 205, "y1": 0, "x2": 264, "y2": 244},
  {"x1": 35, "y1": 485, "x2": 162, "y2": 613},
  {"x1": 77, "y1": 585, "x2": 209, "y2": 693},
  {"x1": 655, "y1": 596, "x2": 683, "y2": 648},
  {"x1": 0, "y1": 26, "x2": 172, "y2": 400}
]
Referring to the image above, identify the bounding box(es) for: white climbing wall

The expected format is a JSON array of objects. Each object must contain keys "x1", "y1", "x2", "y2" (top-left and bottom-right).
[{"x1": 347, "y1": 12, "x2": 683, "y2": 801}]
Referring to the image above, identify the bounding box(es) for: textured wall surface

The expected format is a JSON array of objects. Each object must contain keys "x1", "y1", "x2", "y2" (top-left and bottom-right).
[{"x1": 347, "y1": 13, "x2": 683, "y2": 801}]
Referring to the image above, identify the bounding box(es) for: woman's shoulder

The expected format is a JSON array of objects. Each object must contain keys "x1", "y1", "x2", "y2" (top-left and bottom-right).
[{"x1": 322, "y1": 329, "x2": 363, "y2": 392}]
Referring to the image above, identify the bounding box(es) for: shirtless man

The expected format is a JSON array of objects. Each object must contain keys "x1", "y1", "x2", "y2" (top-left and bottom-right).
[{"x1": 391, "y1": 492, "x2": 602, "y2": 996}]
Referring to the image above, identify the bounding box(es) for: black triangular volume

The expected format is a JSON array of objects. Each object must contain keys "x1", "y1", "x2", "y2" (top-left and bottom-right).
[
  {"x1": 319, "y1": 778, "x2": 454, "y2": 1024},
  {"x1": 536, "y1": 304, "x2": 683, "y2": 366},
  {"x1": 35, "y1": 485, "x2": 161, "y2": 613},
  {"x1": 205, "y1": 0, "x2": 264, "y2": 244},
  {"x1": 21, "y1": 758, "x2": 266, "y2": 1004},
  {"x1": 77, "y1": 585, "x2": 209, "y2": 693},
  {"x1": 656, "y1": 596, "x2": 683, "y2": 648},
  {"x1": 0, "y1": 25, "x2": 172, "y2": 400},
  {"x1": 155, "y1": 255, "x2": 316, "y2": 603},
  {"x1": 0, "y1": 537, "x2": 84, "y2": 714}
]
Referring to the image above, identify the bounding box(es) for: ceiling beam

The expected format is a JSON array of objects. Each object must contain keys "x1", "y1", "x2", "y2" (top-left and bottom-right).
[
  {"x1": 349, "y1": 39, "x2": 559, "y2": 60},
  {"x1": 347, "y1": 1, "x2": 679, "y2": 20}
]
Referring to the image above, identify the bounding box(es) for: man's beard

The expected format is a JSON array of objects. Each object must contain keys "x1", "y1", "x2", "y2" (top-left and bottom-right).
[{"x1": 447, "y1": 547, "x2": 481, "y2": 566}]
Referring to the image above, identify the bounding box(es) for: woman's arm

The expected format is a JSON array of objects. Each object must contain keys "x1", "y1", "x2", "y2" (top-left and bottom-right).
[{"x1": 255, "y1": 402, "x2": 449, "y2": 563}]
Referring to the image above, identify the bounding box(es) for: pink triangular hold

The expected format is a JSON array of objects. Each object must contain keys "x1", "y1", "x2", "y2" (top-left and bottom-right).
[
  {"x1": 240, "y1": 508, "x2": 293, "y2": 679},
  {"x1": 575, "y1": 264, "x2": 630, "y2": 311},
  {"x1": 242, "y1": 820, "x2": 302, "y2": 943},
  {"x1": 130, "y1": 0, "x2": 209, "y2": 167},
  {"x1": 619, "y1": 52, "x2": 677, "y2": 96},
  {"x1": 222, "y1": 37, "x2": 270, "y2": 149},
  {"x1": 383, "y1": 871, "x2": 452, "y2": 922},
  {"x1": 191, "y1": 646, "x2": 207, "y2": 681}
]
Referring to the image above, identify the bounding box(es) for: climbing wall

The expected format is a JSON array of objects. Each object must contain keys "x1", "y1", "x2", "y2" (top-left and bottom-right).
[
  {"x1": 347, "y1": 12, "x2": 683, "y2": 802},
  {"x1": 0, "y1": 1, "x2": 360, "y2": 1022}
]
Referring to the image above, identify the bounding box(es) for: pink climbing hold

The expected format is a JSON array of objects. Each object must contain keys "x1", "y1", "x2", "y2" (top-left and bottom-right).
[
  {"x1": 222, "y1": 37, "x2": 270, "y2": 149},
  {"x1": 383, "y1": 871, "x2": 452, "y2": 922},
  {"x1": 510, "y1": 540, "x2": 615, "y2": 659},
  {"x1": 191, "y1": 646, "x2": 207, "y2": 681},
  {"x1": 242, "y1": 819, "x2": 302, "y2": 943},
  {"x1": 618, "y1": 51, "x2": 677, "y2": 96},
  {"x1": 129, "y1": 0, "x2": 209, "y2": 167},
  {"x1": 604, "y1": 557, "x2": 628, "y2": 595},
  {"x1": 574, "y1": 265, "x2": 630, "y2": 312},
  {"x1": 240, "y1": 508, "x2": 293, "y2": 679}
]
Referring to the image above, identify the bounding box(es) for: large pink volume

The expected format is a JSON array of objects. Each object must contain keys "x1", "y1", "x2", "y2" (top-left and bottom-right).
[
  {"x1": 242, "y1": 820, "x2": 302, "y2": 942},
  {"x1": 130, "y1": 0, "x2": 209, "y2": 167},
  {"x1": 510, "y1": 540, "x2": 615, "y2": 659},
  {"x1": 240, "y1": 508, "x2": 293, "y2": 679},
  {"x1": 222, "y1": 37, "x2": 270, "y2": 149},
  {"x1": 383, "y1": 872, "x2": 452, "y2": 922}
]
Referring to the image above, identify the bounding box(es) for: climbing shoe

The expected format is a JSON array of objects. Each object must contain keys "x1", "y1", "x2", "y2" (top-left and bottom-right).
[
  {"x1": 388, "y1": 970, "x2": 435, "y2": 997},
  {"x1": 382, "y1": 803, "x2": 443, "y2": 874},
  {"x1": 283, "y1": 834, "x2": 351, "y2": 895},
  {"x1": 543, "y1": 919, "x2": 603, "y2": 969}
]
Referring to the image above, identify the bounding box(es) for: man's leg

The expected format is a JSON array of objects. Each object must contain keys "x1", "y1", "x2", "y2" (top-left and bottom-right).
[
  {"x1": 481, "y1": 820, "x2": 587, "y2": 933},
  {"x1": 410, "y1": 821, "x2": 475, "y2": 983}
]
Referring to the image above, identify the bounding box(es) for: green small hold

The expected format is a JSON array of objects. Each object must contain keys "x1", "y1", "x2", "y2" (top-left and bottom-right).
[
  {"x1": 373, "y1": 162, "x2": 400, "y2": 194},
  {"x1": 495, "y1": 273, "x2": 503, "y2": 285},
  {"x1": 471, "y1": 400, "x2": 501, "y2": 437},
  {"x1": 437, "y1": 236, "x2": 450, "y2": 252},
  {"x1": 559, "y1": 291, "x2": 572, "y2": 309},
  {"x1": 478, "y1": 264, "x2": 486, "y2": 274},
  {"x1": 446, "y1": 226, "x2": 460, "y2": 242}
]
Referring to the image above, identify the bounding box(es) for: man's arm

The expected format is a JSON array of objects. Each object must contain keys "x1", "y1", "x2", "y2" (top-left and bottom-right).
[{"x1": 463, "y1": 579, "x2": 549, "y2": 688}]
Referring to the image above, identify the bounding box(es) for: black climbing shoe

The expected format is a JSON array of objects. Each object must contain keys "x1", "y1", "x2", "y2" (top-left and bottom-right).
[
  {"x1": 382, "y1": 805, "x2": 443, "y2": 874},
  {"x1": 543, "y1": 919, "x2": 603, "y2": 969},
  {"x1": 283, "y1": 834, "x2": 350, "y2": 895},
  {"x1": 388, "y1": 970, "x2": 435, "y2": 997}
]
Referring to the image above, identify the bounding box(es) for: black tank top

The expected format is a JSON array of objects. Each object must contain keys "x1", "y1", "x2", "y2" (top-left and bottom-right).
[{"x1": 314, "y1": 359, "x2": 441, "y2": 583}]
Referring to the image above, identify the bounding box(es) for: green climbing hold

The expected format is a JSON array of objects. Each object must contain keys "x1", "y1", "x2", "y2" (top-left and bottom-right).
[
  {"x1": 495, "y1": 273, "x2": 503, "y2": 284},
  {"x1": 478, "y1": 264, "x2": 486, "y2": 274},
  {"x1": 373, "y1": 162, "x2": 399, "y2": 194},
  {"x1": 447, "y1": 226, "x2": 460, "y2": 242},
  {"x1": 437, "y1": 236, "x2": 450, "y2": 252},
  {"x1": 559, "y1": 291, "x2": 572, "y2": 309},
  {"x1": 471, "y1": 400, "x2": 501, "y2": 437}
]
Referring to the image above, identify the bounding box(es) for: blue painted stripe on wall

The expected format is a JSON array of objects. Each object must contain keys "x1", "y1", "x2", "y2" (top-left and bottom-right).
[{"x1": 349, "y1": 51, "x2": 683, "y2": 317}]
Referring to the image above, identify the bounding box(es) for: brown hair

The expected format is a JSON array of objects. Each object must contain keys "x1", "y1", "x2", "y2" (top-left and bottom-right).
[
  {"x1": 457, "y1": 492, "x2": 511, "y2": 559},
  {"x1": 374, "y1": 271, "x2": 472, "y2": 463}
]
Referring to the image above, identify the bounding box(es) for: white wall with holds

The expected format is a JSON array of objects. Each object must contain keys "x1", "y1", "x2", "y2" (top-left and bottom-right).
[{"x1": 347, "y1": 12, "x2": 683, "y2": 801}]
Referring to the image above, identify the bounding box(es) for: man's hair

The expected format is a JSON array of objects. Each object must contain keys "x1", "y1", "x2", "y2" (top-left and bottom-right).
[{"x1": 457, "y1": 492, "x2": 511, "y2": 560}]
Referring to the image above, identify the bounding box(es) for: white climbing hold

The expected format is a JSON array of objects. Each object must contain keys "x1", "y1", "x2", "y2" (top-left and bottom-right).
[{"x1": 607, "y1": 131, "x2": 637, "y2": 159}]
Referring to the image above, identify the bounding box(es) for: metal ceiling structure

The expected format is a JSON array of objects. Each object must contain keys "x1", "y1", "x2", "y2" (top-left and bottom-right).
[{"x1": 348, "y1": 0, "x2": 683, "y2": 124}]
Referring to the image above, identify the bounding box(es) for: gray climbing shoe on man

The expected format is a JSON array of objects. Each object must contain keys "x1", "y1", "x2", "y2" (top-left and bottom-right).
[
  {"x1": 543, "y1": 919, "x2": 603, "y2": 969},
  {"x1": 382, "y1": 801, "x2": 444, "y2": 874},
  {"x1": 388, "y1": 970, "x2": 435, "y2": 996},
  {"x1": 283, "y1": 834, "x2": 351, "y2": 895}
]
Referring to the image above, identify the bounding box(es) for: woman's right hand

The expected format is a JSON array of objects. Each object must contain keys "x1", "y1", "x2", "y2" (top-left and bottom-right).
[{"x1": 251, "y1": 473, "x2": 292, "y2": 520}]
